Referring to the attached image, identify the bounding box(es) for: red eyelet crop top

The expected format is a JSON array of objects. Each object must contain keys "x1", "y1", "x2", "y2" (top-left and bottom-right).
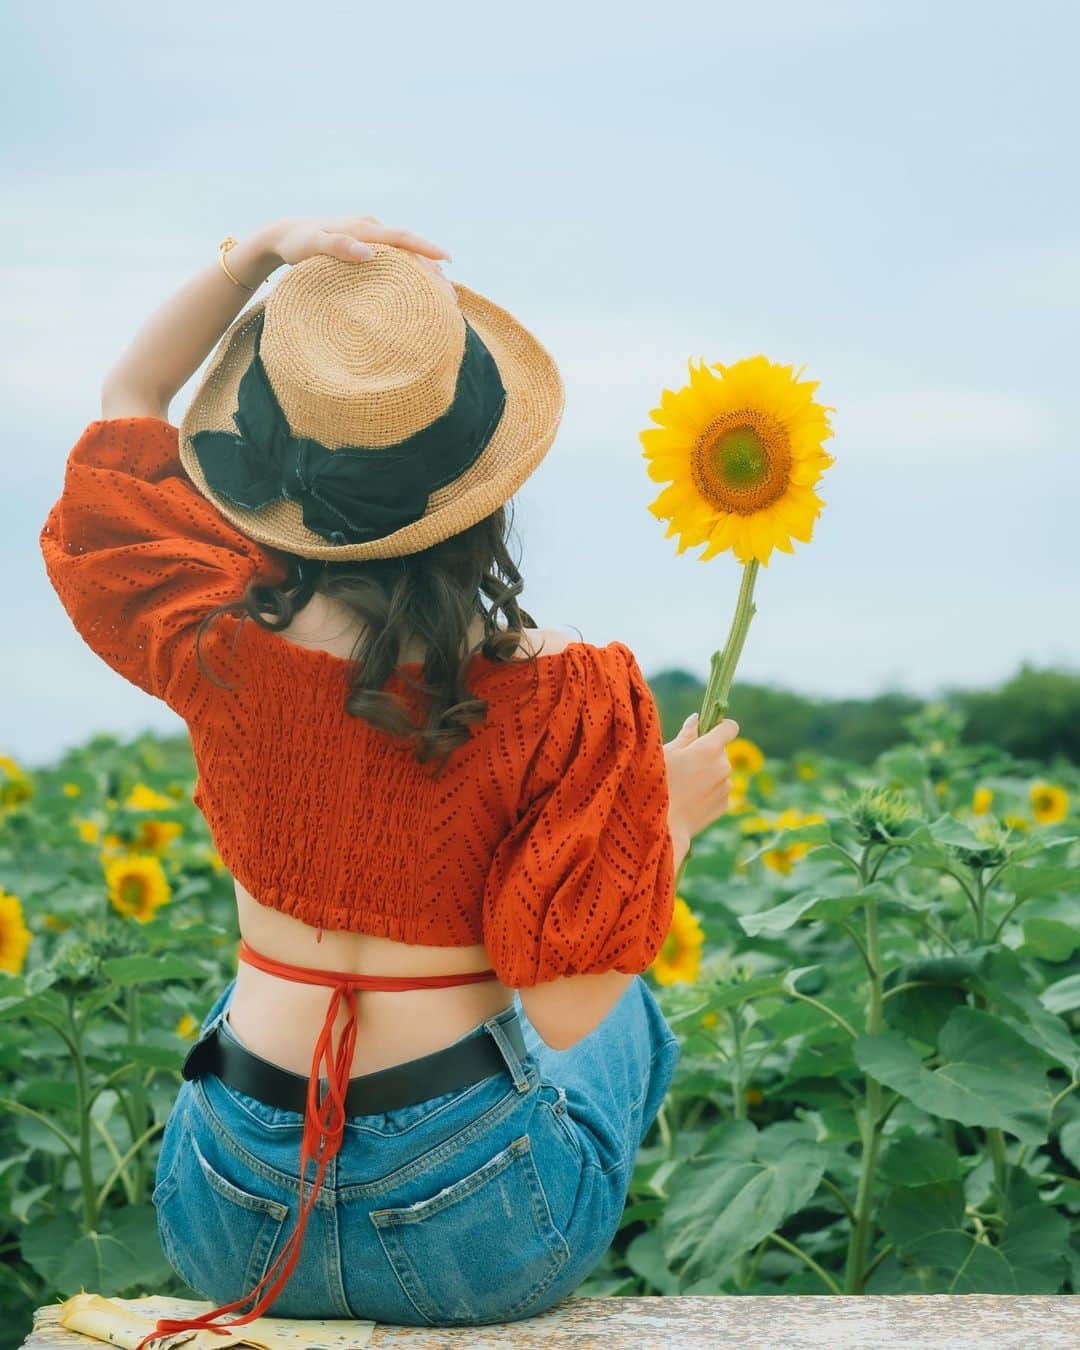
[{"x1": 39, "y1": 417, "x2": 676, "y2": 987}]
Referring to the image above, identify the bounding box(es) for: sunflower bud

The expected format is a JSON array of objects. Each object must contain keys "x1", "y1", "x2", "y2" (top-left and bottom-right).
[
  {"x1": 950, "y1": 817, "x2": 1011, "y2": 871},
  {"x1": 845, "y1": 786, "x2": 920, "y2": 844}
]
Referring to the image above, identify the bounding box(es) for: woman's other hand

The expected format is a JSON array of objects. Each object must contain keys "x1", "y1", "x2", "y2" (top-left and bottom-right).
[
  {"x1": 663, "y1": 712, "x2": 739, "y2": 852},
  {"x1": 265, "y1": 215, "x2": 451, "y2": 267}
]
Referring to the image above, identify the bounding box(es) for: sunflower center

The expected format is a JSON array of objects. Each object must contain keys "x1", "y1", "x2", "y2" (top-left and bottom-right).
[
  {"x1": 718, "y1": 429, "x2": 767, "y2": 485},
  {"x1": 120, "y1": 877, "x2": 147, "y2": 907},
  {"x1": 691, "y1": 409, "x2": 793, "y2": 515}
]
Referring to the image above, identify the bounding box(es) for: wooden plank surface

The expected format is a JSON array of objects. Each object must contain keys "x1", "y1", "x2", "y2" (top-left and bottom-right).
[{"x1": 27, "y1": 1293, "x2": 1080, "y2": 1349}]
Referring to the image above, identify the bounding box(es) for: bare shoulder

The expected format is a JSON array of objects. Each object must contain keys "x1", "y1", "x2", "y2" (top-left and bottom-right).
[{"x1": 512, "y1": 626, "x2": 579, "y2": 660}]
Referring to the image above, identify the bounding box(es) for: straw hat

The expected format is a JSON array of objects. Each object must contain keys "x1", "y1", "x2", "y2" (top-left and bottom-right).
[{"x1": 178, "y1": 245, "x2": 564, "y2": 561}]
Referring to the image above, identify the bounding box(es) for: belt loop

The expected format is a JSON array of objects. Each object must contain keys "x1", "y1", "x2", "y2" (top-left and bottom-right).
[{"x1": 485, "y1": 1012, "x2": 531, "y2": 1093}]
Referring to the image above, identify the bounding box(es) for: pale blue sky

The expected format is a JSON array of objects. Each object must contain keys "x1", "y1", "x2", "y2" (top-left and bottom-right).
[{"x1": 4, "y1": 0, "x2": 1077, "y2": 766}]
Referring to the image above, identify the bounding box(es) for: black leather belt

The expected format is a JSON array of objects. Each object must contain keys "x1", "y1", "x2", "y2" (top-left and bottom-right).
[{"x1": 182, "y1": 1012, "x2": 528, "y2": 1116}]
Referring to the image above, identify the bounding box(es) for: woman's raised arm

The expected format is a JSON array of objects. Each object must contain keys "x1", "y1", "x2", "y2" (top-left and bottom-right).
[{"x1": 100, "y1": 216, "x2": 451, "y2": 421}]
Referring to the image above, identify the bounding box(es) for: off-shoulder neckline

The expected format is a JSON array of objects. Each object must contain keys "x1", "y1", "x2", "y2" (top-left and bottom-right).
[{"x1": 262, "y1": 631, "x2": 623, "y2": 679}]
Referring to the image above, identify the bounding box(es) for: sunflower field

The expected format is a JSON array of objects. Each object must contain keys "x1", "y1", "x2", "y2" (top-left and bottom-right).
[{"x1": 1, "y1": 700, "x2": 1078, "y2": 1345}]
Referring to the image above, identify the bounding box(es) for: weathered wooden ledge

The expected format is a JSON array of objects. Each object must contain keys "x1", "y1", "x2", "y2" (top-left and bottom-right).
[{"x1": 27, "y1": 1293, "x2": 1080, "y2": 1349}]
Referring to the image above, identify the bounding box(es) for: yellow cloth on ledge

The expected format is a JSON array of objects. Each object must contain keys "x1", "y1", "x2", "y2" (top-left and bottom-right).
[{"x1": 44, "y1": 1293, "x2": 376, "y2": 1349}]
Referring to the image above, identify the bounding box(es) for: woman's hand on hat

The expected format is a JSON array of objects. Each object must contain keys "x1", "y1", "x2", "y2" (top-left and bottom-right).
[{"x1": 266, "y1": 215, "x2": 451, "y2": 267}]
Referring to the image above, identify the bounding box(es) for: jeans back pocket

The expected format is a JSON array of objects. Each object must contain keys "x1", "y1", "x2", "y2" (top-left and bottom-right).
[
  {"x1": 370, "y1": 1135, "x2": 570, "y2": 1325},
  {"x1": 155, "y1": 1128, "x2": 290, "y2": 1305}
]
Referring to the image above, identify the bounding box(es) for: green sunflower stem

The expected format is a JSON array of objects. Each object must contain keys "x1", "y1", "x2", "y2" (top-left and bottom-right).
[
  {"x1": 699, "y1": 559, "x2": 759, "y2": 734},
  {"x1": 124, "y1": 985, "x2": 148, "y2": 1203},
  {"x1": 672, "y1": 560, "x2": 760, "y2": 893}
]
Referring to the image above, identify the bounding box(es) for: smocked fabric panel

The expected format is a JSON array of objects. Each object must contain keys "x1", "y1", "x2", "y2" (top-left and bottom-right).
[{"x1": 39, "y1": 417, "x2": 675, "y2": 988}]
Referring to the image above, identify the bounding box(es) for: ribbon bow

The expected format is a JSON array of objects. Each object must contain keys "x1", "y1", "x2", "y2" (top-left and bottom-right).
[{"x1": 190, "y1": 309, "x2": 507, "y2": 547}]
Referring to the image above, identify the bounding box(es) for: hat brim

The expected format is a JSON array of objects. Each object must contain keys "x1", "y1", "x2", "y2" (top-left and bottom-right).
[{"x1": 177, "y1": 274, "x2": 564, "y2": 561}]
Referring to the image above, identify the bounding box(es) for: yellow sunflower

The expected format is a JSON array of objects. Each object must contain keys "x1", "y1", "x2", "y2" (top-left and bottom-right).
[
  {"x1": 0, "y1": 888, "x2": 32, "y2": 974},
  {"x1": 796, "y1": 759, "x2": 817, "y2": 781},
  {"x1": 1030, "y1": 782, "x2": 1068, "y2": 825},
  {"x1": 651, "y1": 895, "x2": 705, "y2": 986},
  {"x1": 104, "y1": 854, "x2": 171, "y2": 923},
  {"x1": 175, "y1": 1013, "x2": 200, "y2": 1041},
  {"x1": 762, "y1": 806, "x2": 826, "y2": 875},
  {"x1": 972, "y1": 787, "x2": 994, "y2": 816},
  {"x1": 727, "y1": 772, "x2": 750, "y2": 814},
  {"x1": 75, "y1": 817, "x2": 101, "y2": 845},
  {"x1": 641, "y1": 355, "x2": 835, "y2": 566},
  {"x1": 727, "y1": 737, "x2": 765, "y2": 776},
  {"x1": 124, "y1": 782, "x2": 176, "y2": 811},
  {"x1": 0, "y1": 755, "x2": 33, "y2": 809},
  {"x1": 62, "y1": 782, "x2": 81, "y2": 798},
  {"x1": 134, "y1": 819, "x2": 183, "y2": 853},
  {"x1": 1003, "y1": 814, "x2": 1030, "y2": 833}
]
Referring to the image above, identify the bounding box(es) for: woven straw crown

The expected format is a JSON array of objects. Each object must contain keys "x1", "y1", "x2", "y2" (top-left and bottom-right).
[{"x1": 178, "y1": 245, "x2": 565, "y2": 561}]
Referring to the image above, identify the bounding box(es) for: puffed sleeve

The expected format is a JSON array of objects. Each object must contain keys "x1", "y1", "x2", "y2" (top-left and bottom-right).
[
  {"x1": 481, "y1": 641, "x2": 676, "y2": 987},
  {"x1": 39, "y1": 417, "x2": 289, "y2": 712}
]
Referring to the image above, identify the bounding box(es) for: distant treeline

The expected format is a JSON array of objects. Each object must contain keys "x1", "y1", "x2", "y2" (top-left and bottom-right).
[{"x1": 645, "y1": 663, "x2": 1080, "y2": 766}]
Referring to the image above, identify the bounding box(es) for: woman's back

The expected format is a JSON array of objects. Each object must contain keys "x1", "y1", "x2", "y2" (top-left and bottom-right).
[{"x1": 230, "y1": 605, "x2": 573, "y2": 1076}]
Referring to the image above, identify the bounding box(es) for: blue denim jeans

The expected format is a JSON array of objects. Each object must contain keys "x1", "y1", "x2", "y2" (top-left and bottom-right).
[{"x1": 152, "y1": 975, "x2": 680, "y2": 1326}]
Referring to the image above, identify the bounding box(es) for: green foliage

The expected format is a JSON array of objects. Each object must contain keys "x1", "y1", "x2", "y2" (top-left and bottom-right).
[
  {"x1": 649, "y1": 662, "x2": 1080, "y2": 766},
  {"x1": 956, "y1": 665, "x2": 1080, "y2": 764},
  {"x1": 854, "y1": 1010, "x2": 1054, "y2": 1146},
  {"x1": 649, "y1": 668, "x2": 925, "y2": 764},
  {"x1": 0, "y1": 731, "x2": 236, "y2": 1346},
  {"x1": 580, "y1": 699, "x2": 1079, "y2": 1300},
  {"x1": 661, "y1": 1120, "x2": 827, "y2": 1283}
]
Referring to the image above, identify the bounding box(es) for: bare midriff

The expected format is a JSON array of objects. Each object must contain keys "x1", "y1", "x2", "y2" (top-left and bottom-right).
[{"x1": 228, "y1": 884, "x2": 515, "y2": 1076}]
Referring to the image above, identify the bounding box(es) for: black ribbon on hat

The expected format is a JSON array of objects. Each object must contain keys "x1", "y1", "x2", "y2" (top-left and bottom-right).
[{"x1": 190, "y1": 309, "x2": 507, "y2": 547}]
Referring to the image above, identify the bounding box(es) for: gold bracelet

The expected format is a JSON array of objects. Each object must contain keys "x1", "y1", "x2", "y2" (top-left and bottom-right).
[{"x1": 218, "y1": 236, "x2": 257, "y2": 293}]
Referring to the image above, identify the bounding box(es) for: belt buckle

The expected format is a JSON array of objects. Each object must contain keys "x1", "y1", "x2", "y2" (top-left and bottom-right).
[{"x1": 181, "y1": 1020, "x2": 221, "y2": 1082}]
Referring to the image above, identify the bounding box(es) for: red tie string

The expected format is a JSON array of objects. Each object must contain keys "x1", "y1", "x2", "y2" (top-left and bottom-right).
[{"x1": 136, "y1": 941, "x2": 496, "y2": 1350}]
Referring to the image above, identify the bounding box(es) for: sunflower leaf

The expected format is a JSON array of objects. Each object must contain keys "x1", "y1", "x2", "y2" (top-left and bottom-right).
[
  {"x1": 102, "y1": 955, "x2": 205, "y2": 986},
  {"x1": 740, "y1": 882, "x2": 889, "y2": 937},
  {"x1": 854, "y1": 1008, "x2": 1053, "y2": 1144},
  {"x1": 659, "y1": 1120, "x2": 825, "y2": 1279},
  {"x1": 739, "y1": 822, "x2": 832, "y2": 866}
]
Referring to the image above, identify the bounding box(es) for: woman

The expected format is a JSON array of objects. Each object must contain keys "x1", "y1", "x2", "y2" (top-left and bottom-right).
[{"x1": 39, "y1": 215, "x2": 738, "y2": 1341}]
